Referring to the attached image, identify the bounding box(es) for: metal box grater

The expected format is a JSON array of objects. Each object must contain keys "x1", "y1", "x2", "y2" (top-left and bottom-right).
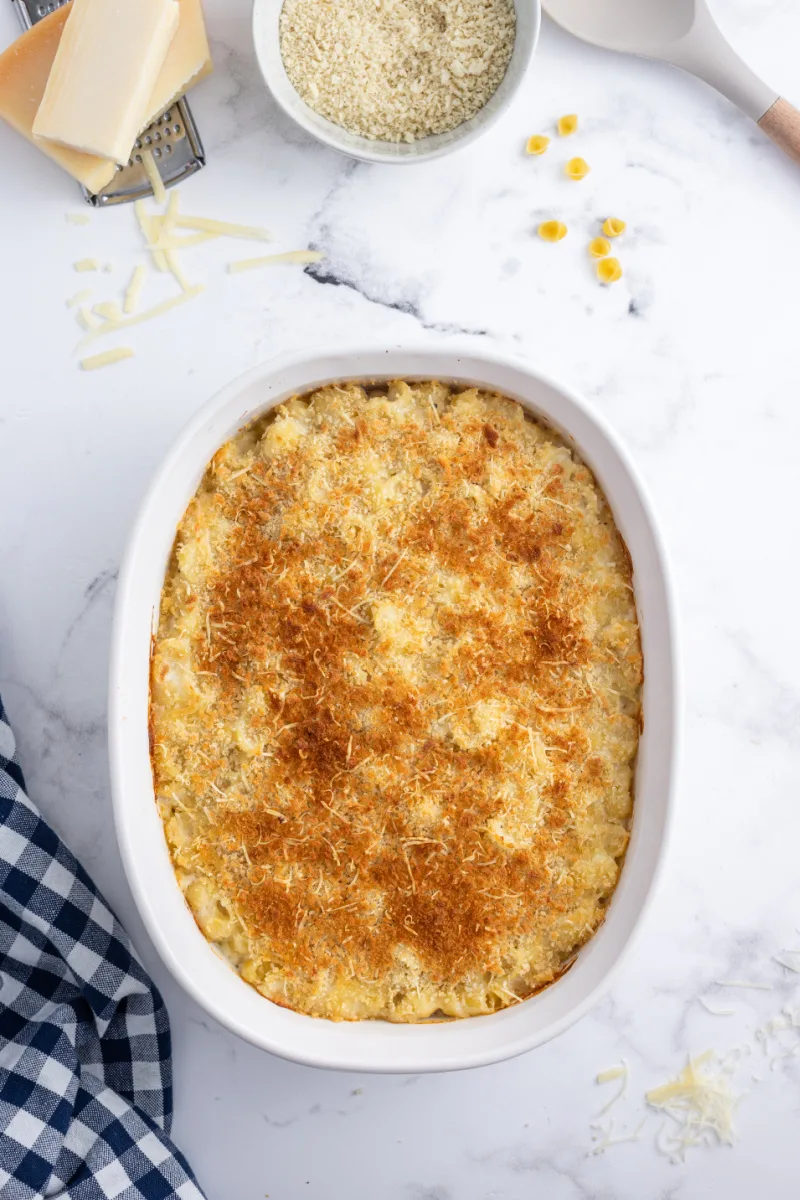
[{"x1": 11, "y1": 0, "x2": 206, "y2": 205}]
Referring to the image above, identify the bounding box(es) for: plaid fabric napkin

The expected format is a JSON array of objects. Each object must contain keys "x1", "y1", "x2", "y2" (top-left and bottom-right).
[{"x1": 0, "y1": 696, "x2": 205, "y2": 1200}]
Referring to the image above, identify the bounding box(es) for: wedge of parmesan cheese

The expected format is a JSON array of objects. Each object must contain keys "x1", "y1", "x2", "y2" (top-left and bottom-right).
[
  {"x1": 0, "y1": 8, "x2": 116, "y2": 193},
  {"x1": 33, "y1": 0, "x2": 180, "y2": 164},
  {"x1": 0, "y1": 0, "x2": 211, "y2": 192}
]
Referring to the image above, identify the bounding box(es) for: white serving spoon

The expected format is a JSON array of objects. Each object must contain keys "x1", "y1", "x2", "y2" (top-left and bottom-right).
[{"x1": 543, "y1": 0, "x2": 800, "y2": 164}]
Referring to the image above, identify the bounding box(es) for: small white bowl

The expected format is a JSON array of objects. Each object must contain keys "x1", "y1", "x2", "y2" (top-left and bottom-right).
[
  {"x1": 252, "y1": 0, "x2": 541, "y2": 163},
  {"x1": 109, "y1": 346, "x2": 678, "y2": 1073}
]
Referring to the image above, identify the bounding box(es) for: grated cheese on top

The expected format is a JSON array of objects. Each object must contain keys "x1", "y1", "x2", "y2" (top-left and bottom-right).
[{"x1": 150, "y1": 382, "x2": 642, "y2": 1022}]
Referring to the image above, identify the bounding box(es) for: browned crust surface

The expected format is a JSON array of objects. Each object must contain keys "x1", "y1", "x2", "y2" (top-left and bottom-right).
[{"x1": 150, "y1": 381, "x2": 642, "y2": 1021}]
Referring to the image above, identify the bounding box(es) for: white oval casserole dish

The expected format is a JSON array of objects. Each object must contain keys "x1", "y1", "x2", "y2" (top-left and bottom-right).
[{"x1": 109, "y1": 347, "x2": 678, "y2": 1073}]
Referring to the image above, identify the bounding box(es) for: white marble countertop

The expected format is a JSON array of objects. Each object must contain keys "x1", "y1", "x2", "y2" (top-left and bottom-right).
[{"x1": 2, "y1": 1, "x2": 800, "y2": 1195}]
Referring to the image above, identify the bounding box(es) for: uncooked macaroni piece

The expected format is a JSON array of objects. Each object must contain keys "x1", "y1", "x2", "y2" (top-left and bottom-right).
[
  {"x1": 538, "y1": 220, "x2": 568, "y2": 242},
  {"x1": 597, "y1": 257, "x2": 623, "y2": 284},
  {"x1": 526, "y1": 134, "x2": 550, "y2": 155},
  {"x1": 151, "y1": 382, "x2": 642, "y2": 1021},
  {"x1": 565, "y1": 156, "x2": 590, "y2": 180},
  {"x1": 588, "y1": 237, "x2": 611, "y2": 259},
  {"x1": 558, "y1": 113, "x2": 578, "y2": 136},
  {"x1": 603, "y1": 217, "x2": 626, "y2": 238}
]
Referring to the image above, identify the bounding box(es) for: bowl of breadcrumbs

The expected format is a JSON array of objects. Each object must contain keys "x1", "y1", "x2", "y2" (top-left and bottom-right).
[{"x1": 253, "y1": 0, "x2": 541, "y2": 162}]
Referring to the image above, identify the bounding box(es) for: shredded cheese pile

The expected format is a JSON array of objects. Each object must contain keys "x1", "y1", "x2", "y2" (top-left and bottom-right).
[
  {"x1": 647, "y1": 1053, "x2": 740, "y2": 1161},
  {"x1": 66, "y1": 188, "x2": 323, "y2": 370}
]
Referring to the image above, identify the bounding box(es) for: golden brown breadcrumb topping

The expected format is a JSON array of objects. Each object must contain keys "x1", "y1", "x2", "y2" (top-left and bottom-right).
[{"x1": 150, "y1": 381, "x2": 642, "y2": 1021}]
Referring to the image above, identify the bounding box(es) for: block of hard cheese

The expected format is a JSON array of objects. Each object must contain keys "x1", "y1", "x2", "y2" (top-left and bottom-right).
[
  {"x1": 0, "y1": 7, "x2": 116, "y2": 193},
  {"x1": 32, "y1": 0, "x2": 180, "y2": 164},
  {"x1": 147, "y1": 0, "x2": 212, "y2": 119},
  {"x1": 0, "y1": 0, "x2": 211, "y2": 192}
]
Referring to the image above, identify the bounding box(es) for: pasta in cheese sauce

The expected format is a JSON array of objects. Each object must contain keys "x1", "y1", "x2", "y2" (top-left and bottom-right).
[{"x1": 150, "y1": 381, "x2": 642, "y2": 1021}]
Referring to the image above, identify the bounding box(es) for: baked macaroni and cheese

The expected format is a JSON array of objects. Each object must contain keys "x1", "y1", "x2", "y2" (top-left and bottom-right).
[{"x1": 150, "y1": 381, "x2": 642, "y2": 1021}]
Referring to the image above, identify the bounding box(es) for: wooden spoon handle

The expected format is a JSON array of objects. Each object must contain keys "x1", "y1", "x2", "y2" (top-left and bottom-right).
[{"x1": 758, "y1": 98, "x2": 800, "y2": 165}]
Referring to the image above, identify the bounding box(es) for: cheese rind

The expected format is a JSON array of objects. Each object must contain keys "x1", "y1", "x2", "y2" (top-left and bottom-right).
[{"x1": 33, "y1": 0, "x2": 180, "y2": 164}]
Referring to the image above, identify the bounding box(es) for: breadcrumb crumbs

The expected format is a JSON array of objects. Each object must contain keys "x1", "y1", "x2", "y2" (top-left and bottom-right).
[
  {"x1": 557, "y1": 113, "x2": 578, "y2": 136},
  {"x1": 565, "y1": 156, "x2": 590, "y2": 180},
  {"x1": 602, "y1": 217, "x2": 626, "y2": 238},
  {"x1": 279, "y1": 0, "x2": 516, "y2": 143},
  {"x1": 526, "y1": 134, "x2": 550, "y2": 155},
  {"x1": 538, "y1": 220, "x2": 567, "y2": 242}
]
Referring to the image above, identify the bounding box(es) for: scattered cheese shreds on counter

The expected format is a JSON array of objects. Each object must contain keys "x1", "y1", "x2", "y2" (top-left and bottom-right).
[
  {"x1": 81, "y1": 284, "x2": 206, "y2": 343},
  {"x1": 123, "y1": 265, "x2": 147, "y2": 314},
  {"x1": 135, "y1": 201, "x2": 168, "y2": 272},
  {"x1": 591, "y1": 1118, "x2": 646, "y2": 1155},
  {"x1": 80, "y1": 347, "x2": 135, "y2": 371},
  {"x1": 228, "y1": 250, "x2": 324, "y2": 273},
  {"x1": 164, "y1": 247, "x2": 193, "y2": 292},
  {"x1": 716, "y1": 980, "x2": 774, "y2": 990},
  {"x1": 538, "y1": 220, "x2": 567, "y2": 243},
  {"x1": 597, "y1": 1065, "x2": 627, "y2": 1084},
  {"x1": 141, "y1": 148, "x2": 167, "y2": 204},
  {"x1": 76, "y1": 306, "x2": 101, "y2": 331},
  {"x1": 526, "y1": 134, "x2": 550, "y2": 155},
  {"x1": 93, "y1": 301, "x2": 123, "y2": 321},
  {"x1": 66, "y1": 212, "x2": 90, "y2": 225},
  {"x1": 558, "y1": 113, "x2": 578, "y2": 136},
  {"x1": 699, "y1": 997, "x2": 736, "y2": 1016},
  {"x1": 596, "y1": 1060, "x2": 629, "y2": 1115},
  {"x1": 66, "y1": 289, "x2": 92, "y2": 309},
  {"x1": 174, "y1": 215, "x2": 273, "y2": 241},
  {"x1": 152, "y1": 231, "x2": 218, "y2": 251},
  {"x1": 74, "y1": 257, "x2": 100, "y2": 272},
  {"x1": 565, "y1": 156, "x2": 590, "y2": 180},
  {"x1": 774, "y1": 955, "x2": 800, "y2": 974},
  {"x1": 646, "y1": 1052, "x2": 740, "y2": 1162},
  {"x1": 597, "y1": 257, "x2": 622, "y2": 284},
  {"x1": 603, "y1": 216, "x2": 626, "y2": 238},
  {"x1": 589, "y1": 237, "x2": 611, "y2": 259},
  {"x1": 161, "y1": 188, "x2": 181, "y2": 238}
]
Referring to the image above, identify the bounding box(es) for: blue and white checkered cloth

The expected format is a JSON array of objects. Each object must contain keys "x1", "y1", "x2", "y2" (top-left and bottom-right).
[{"x1": 0, "y1": 696, "x2": 205, "y2": 1200}]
